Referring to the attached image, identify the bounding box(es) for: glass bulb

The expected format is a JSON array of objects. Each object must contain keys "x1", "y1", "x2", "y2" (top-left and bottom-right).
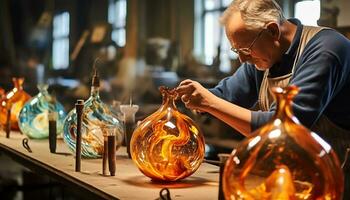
[
  {"x1": 223, "y1": 85, "x2": 344, "y2": 200},
  {"x1": 18, "y1": 84, "x2": 66, "y2": 139},
  {"x1": 130, "y1": 86, "x2": 205, "y2": 181},
  {"x1": 63, "y1": 86, "x2": 123, "y2": 158}
]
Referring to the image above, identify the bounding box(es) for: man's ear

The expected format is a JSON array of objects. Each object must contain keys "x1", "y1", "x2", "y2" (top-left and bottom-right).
[{"x1": 265, "y1": 22, "x2": 280, "y2": 40}]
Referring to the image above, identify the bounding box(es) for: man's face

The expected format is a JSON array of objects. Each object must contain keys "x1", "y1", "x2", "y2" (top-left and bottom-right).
[{"x1": 225, "y1": 12, "x2": 279, "y2": 71}]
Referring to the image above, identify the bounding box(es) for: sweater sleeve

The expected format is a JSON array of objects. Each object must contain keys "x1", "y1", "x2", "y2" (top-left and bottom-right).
[{"x1": 209, "y1": 63, "x2": 260, "y2": 109}]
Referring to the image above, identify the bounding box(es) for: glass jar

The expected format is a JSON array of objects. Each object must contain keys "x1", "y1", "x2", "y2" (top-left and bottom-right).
[
  {"x1": 130, "y1": 86, "x2": 205, "y2": 181},
  {"x1": 0, "y1": 78, "x2": 31, "y2": 131},
  {"x1": 223, "y1": 86, "x2": 344, "y2": 200},
  {"x1": 18, "y1": 84, "x2": 66, "y2": 139}
]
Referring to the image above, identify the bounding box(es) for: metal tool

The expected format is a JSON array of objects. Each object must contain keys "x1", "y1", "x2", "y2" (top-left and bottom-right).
[
  {"x1": 6, "y1": 106, "x2": 11, "y2": 138},
  {"x1": 342, "y1": 148, "x2": 350, "y2": 172},
  {"x1": 22, "y1": 138, "x2": 32, "y2": 153},
  {"x1": 108, "y1": 134, "x2": 116, "y2": 176},
  {"x1": 155, "y1": 188, "x2": 171, "y2": 200},
  {"x1": 75, "y1": 99, "x2": 84, "y2": 172},
  {"x1": 48, "y1": 96, "x2": 57, "y2": 153}
]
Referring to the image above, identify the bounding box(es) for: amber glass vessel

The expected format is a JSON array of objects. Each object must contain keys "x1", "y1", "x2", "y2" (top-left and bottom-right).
[
  {"x1": 130, "y1": 87, "x2": 205, "y2": 181},
  {"x1": 0, "y1": 87, "x2": 4, "y2": 99},
  {"x1": 223, "y1": 86, "x2": 344, "y2": 200},
  {"x1": 0, "y1": 78, "x2": 31, "y2": 130}
]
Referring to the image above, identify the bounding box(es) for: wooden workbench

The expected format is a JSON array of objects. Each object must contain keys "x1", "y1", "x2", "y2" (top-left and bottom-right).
[{"x1": 0, "y1": 132, "x2": 220, "y2": 200}]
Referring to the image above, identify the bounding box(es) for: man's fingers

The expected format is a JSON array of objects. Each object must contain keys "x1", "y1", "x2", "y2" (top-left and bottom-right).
[
  {"x1": 176, "y1": 84, "x2": 194, "y2": 95},
  {"x1": 179, "y1": 79, "x2": 193, "y2": 86},
  {"x1": 181, "y1": 95, "x2": 190, "y2": 104}
]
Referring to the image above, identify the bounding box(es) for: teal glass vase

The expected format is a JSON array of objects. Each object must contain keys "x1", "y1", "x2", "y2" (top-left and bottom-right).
[
  {"x1": 18, "y1": 84, "x2": 66, "y2": 139},
  {"x1": 63, "y1": 82, "x2": 123, "y2": 158}
]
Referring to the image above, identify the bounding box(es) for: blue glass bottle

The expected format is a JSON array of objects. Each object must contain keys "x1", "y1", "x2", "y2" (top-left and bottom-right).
[
  {"x1": 63, "y1": 69, "x2": 123, "y2": 158},
  {"x1": 18, "y1": 84, "x2": 66, "y2": 139}
]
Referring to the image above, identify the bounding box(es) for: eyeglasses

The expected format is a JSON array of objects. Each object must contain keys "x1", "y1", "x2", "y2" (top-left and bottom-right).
[{"x1": 231, "y1": 29, "x2": 265, "y2": 56}]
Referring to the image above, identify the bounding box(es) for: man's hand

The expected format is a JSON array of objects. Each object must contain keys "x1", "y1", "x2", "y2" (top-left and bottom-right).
[
  {"x1": 176, "y1": 79, "x2": 252, "y2": 136},
  {"x1": 176, "y1": 79, "x2": 216, "y2": 112}
]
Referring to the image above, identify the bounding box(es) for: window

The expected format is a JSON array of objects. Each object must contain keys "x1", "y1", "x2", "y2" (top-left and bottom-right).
[
  {"x1": 108, "y1": 0, "x2": 127, "y2": 47},
  {"x1": 52, "y1": 11, "x2": 70, "y2": 70},
  {"x1": 194, "y1": 0, "x2": 235, "y2": 73},
  {"x1": 294, "y1": 0, "x2": 320, "y2": 26}
]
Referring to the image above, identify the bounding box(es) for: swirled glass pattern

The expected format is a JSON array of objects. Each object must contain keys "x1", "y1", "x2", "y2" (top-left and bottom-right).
[
  {"x1": 63, "y1": 87, "x2": 123, "y2": 158},
  {"x1": 18, "y1": 84, "x2": 66, "y2": 139},
  {"x1": 131, "y1": 87, "x2": 205, "y2": 181}
]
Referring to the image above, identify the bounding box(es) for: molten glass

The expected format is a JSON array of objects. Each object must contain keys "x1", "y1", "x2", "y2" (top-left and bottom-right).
[
  {"x1": 131, "y1": 87, "x2": 205, "y2": 181},
  {"x1": 0, "y1": 78, "x2": 31, "y2": 131},
  {"x1": 223, "y1": 85, "x2": 344, "y2": 200},
  {"x1": 18, "y1": 84, "x2": 66, "y2": 139}
]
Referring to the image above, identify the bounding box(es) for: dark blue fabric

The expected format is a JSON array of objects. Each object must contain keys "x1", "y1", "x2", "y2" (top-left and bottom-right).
[{"x1": 209, "y1": 19, "x2": 350, "y2": 132}]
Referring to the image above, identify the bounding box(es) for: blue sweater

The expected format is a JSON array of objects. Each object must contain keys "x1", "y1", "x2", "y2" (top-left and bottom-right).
[{"x1": 210, "y1": 19, "x2": 350, "y2": 131}]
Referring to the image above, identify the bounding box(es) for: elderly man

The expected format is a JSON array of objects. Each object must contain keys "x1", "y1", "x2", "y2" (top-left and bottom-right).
[{"x1": 176, "y1": 0, "x2": 350, "y2": 198}]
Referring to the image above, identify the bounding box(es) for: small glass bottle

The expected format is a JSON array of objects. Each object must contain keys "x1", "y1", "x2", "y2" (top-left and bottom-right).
[
  {"x1": 120, "y1": 103, "x2": 139, "y2": 158},
  {"x1": 0, "y1": 78, "x2": 31, "y2": 130},
  {"x1": 130, "y1": 86, "x2": 205, "y2": 181},
  {"x1": 18, "y1": 84, "x2": 66, "y2": 139},
  {"x1": 223, "y1": 86, "x2": 344, "y2": 200},
  {"x1": 63, "y1": 68, "x2": 123, "y2": 158}
]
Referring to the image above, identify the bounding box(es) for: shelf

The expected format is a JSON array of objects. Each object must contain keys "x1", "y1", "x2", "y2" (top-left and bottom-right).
[{"x1": 0, "y1": 131, "x2": 220, "y2": 200}]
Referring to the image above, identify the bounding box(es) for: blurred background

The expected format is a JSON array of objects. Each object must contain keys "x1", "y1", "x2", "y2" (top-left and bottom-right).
[
  {"x1": 1, "y1": 0, "x2": 349, "y2": 144},
  {"x1": 0, "y1": 0, "x2": 350, "y2": 198}
]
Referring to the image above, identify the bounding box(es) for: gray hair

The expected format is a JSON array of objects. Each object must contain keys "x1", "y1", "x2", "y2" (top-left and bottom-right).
[{"x1": 220, "y1": 0, "x2": 286, "y2": 30}]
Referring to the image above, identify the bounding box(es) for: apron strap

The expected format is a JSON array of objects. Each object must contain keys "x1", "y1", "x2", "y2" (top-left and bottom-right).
[{"x1": 258, "y1": 26, "x2": 327, "y2": 111}]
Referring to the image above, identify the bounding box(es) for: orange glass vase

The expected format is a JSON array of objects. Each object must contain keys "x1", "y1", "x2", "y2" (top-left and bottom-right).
[
  {"x1": 223, "y1": 85, "x2": 344, "y2": 200},
  {"x1": 0, "y1": 78, "x2": 31, "y2": 131},
  {"x1": 130, "y1": 87, "x2": 205, "y2": 181}
]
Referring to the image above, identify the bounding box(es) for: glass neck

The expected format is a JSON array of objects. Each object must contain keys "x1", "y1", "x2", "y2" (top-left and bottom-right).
[
  {"x1": 271, "y1": 86, "x2": 300, "y2": 123},
  {"x1": 39, "y1": 89, "x2": 49, "y2": 96},
  {"x1": 13, "y1": 78, "x2": 24, "y2": 90},
  {"x1": 275, "y1": 96, "x2": 294, "y2": 120},
  {"x1": 14, "y1": 83, "x2": 23, "y2": 90},
  {"x1": 90, "y1": 86, "x2": 100, "y2": 98},
  {"x1": 161, "y1": 96, "x2": 177, "y2": 110}
]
